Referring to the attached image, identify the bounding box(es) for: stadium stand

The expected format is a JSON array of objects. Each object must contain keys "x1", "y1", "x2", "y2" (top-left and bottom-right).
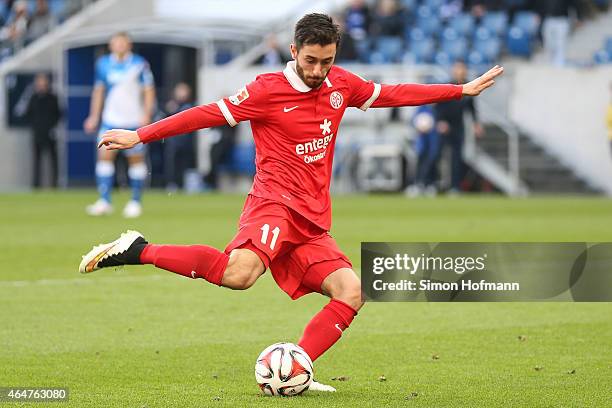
[
  {"x1": 0, "y1": 0, "x2": 96, "y2": 62},
  {"x1": 340, "y1": 0, "x2": 610, "y2": 71},
  {"x1": 0, "y1": 0, "x2": 611, "y2": 195}
]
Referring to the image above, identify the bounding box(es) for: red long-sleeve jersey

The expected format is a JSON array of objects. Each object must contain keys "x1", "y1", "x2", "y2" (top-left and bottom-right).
[{"x1": 138, "y1": 62, "x2": 462, "y2": 230}]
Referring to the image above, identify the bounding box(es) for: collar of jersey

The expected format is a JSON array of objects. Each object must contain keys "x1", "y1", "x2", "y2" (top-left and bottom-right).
[
  {"x1": 283, "y1": 61, "x2": 312, "y2": 93},
  {"x1": 110, "y1": 52, "x2": 134, "y2": 64}
]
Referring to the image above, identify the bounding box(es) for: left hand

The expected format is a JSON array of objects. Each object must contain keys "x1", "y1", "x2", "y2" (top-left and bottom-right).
[{"x1": 462, "y1": 65, "x2": 504, "y2": 96}]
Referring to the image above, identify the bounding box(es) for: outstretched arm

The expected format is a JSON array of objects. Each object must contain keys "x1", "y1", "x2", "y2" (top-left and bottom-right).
[
  {"x1": 371, "y1": 82, "x2": 463, "y2": 108},
  {"x1": 99, "y1": 78, "x2": 269, "y2": 151},
  {"x1": 97, "y1": 102, "x2": 228, "y2": 150},
  {"x1": 353, "y1": 65, "x2": 504, "y2": 109}
]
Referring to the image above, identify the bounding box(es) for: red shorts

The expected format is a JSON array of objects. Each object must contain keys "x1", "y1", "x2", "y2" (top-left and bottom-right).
[{"x1": 224, "y1": 195, "x2": 352, "y2": 299}]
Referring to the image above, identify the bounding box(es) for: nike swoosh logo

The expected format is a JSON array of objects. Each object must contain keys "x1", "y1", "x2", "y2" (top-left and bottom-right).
[
  {"x1": 191, "y1": 271, "x2": 197, "y2": 278},
  {"x1": 86, "y1": 244, "x2": 115, "y2": 272},
  {"x1": 335, "y1": 323, "x2": 343, "y2": 334},
  {"x1": 283, "y1": 106, "x2": 299, "y2": 113}
]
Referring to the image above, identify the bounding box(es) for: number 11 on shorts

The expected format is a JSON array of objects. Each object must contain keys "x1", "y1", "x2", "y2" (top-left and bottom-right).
[{"x1": 260, "y1": 224, "x2": 280, "y2": 250}]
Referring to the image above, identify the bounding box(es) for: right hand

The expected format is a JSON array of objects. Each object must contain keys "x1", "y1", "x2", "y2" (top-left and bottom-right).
[
  {"x1": 83, "y1": 116, "x2": 99, "y2": 134},
  {"x1": 97, "y1": 129, "x2": 141, "y2": 150}
]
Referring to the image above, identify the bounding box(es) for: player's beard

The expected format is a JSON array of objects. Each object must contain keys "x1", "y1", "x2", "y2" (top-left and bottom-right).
[{"x1": 295, "y1": 60, "x2": 327, "y2": 89}]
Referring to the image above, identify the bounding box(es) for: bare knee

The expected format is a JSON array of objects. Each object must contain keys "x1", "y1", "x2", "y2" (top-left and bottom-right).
[
  {"x1": 221, "y1": 248, "x2": 265, "y2": 290},
  {"x1": 322, "y1": 268, "x2": 365, "y2": 311},
  {"x1": 336, "y1": 279, "x2": 365, "y2": 311}
]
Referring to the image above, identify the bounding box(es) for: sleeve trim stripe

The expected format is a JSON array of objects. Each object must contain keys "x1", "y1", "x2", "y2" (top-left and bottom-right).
[
  {"x1": 216, "y1": 99, "x2": 238, "y2": 127},
  {"x1": 359, "y1": 83, "x2": 382, "y2": 111}
]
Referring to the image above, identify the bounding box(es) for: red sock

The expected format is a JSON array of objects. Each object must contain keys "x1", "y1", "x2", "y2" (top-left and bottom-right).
[
  {"x1": 298, "y1": 299, "x2": 357, "y2": 362},
  {"x1": 140, "y1": 244, "x2": 229, "y2": 286}
]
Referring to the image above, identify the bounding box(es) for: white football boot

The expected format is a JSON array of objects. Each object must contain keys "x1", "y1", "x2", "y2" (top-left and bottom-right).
[
  {"x1": 86, "y1": 199, "x2": 113, "y2": 216},
  {"x1": 308, "y1": 380, "x2": 337, "y2": 392},
  {"x1": 122, "y1": 200, "x2": 142, "y2": 218},
  {"x1": 79, "y1": 230, "x2": 148, "y2": 274}
]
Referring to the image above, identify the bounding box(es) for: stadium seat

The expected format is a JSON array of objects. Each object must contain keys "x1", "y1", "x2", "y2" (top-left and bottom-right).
[
  {"x1": 467, "y1": 50, "x2": 490, "y2": 74},
  {"x1": 507, "y1": 26, "x2": 532, "y2": 57},
  {"x1": 423, "y1": 0, "x2": 445, "y2": 9},
  {"x1": 354, "y1": 38, "x2": 372, "y2": 63},
  {"x1": 418, "y1": 15, "x2": 442, "y2": 36},
  {"x1": 410, "y1": 37, "x2": 435, "y2": 64},
  {"x1": 440, "y1": 37, "x2": 468, "y2": 61},
  {"x1": 481, "y1": 12, "x2": 508, "y2": 37},
  {"x1": 467, "y1": 49, "x2": 484, "y2": 65},
  {"x1": 473, "y1": 38, "x2": 501, "y2": 63},
  {"x1": 442, "y1": 26, "x2": 460, "y2": 41},
  {"x1": 513, "y1": 11, "x2": 540, "y2": 37},
  {"x1": 417, "y1": 4, "x2": 434, "y2": 19},
  {"x1": 474, "y1": 26, "x2": 494, "y2": 42},
  {"x1": 407, "y1": 27, "x2": 426, "y2": 42},
  {"x1": 434, "y1": 50, "x2": 452, "y2": 66},
  {"x1": 449, "y1": 13, "x2": 475, "y2": 37},
  {"x1": 370, "y1": 37, "x2": 404, "y2": 64}
]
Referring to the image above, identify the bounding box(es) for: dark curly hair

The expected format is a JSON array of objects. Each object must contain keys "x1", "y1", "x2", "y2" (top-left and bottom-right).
[{"x1": 294, "y1": 13, "x2": 340, "y2": 50}]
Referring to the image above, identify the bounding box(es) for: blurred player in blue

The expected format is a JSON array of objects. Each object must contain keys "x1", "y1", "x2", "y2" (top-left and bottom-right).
[
  {"x1": 406, "y1": 104, "x2": 440, "y2": 197},
  {"x1": 84, "y1": 32, "x2": 155, "y2": 218}
]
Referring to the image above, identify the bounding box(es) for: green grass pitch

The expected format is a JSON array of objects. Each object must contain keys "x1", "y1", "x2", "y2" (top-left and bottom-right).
[{"x1": 1, "y1": 191, "x2": 611, "y2": 407}]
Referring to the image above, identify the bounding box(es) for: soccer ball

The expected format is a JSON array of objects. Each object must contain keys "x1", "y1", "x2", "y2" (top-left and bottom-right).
[{"x1": 255, "y1": 342, "x2": 313, "y2": 396}]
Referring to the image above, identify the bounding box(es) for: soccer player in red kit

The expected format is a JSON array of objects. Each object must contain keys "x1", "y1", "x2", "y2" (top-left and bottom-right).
[{"x1": 80, "y1": 13, "x2": 503, "y2": 391}]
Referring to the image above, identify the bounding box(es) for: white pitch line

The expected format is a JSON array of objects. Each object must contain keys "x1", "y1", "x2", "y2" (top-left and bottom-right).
[{"x1": 0, "y1": 274, "x2": 167, "y2": 288}]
